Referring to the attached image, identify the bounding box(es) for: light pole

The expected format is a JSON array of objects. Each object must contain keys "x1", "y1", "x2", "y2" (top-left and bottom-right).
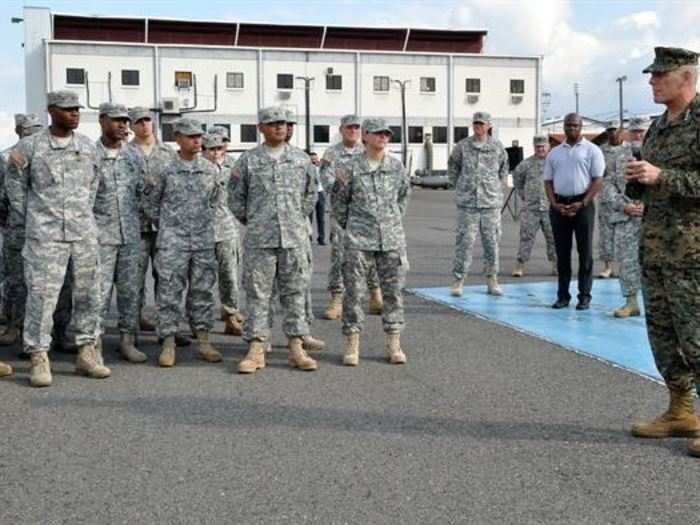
[
  {"x1": 392, "y1": 79, "x2": 410, "y2": 166},
  {"x1": 295, "y1": 75, "x2": 314, "y2": 153},
  {"x1": 616, "y1": 75, "x2": 627, "y2": 125},
  {"x1": 574, "y1": 82, "x2": 580, "y2": 113}
]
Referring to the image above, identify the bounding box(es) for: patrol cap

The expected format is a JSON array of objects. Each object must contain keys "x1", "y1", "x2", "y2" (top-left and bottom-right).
[
  {"x1": 473, "y1": 111, "x2": 491, "y2": 124},
  {"x1": 99, "y1": 102, "x2": 130, "y2": 120},
  {"x1": 605, "y1": 119, "x2": 620, "y2": 130},
  {"x1": 533, "y1": 135, "x2": 548, "y2": 146},
  {"x1": 47, "y1": 90, "x2": 83, "y2": 109},
  {"x1": 128, "y1": 106, "x2": 153, "y2": 123},
  {"x1": 258, "y1": 106, "x2": 287, "y2": 124},
  {"x1": 174, "y1": 117, "x2": 204, "y2": 136},
  {"x1": 340, "y1": 114, "x2": 361, "y2": 127},
  {"x1": 628, "y1": 117, "x2": 646, "y2": 132},
  {"x1": 285, "y1": 109, "x2": 298, "y2": 125},
  {"x1": 21, "y1": 114, "x2": 42, "y2": 130},
  {"x1": 362, "y1": 117, "x2": 392, "y2": 135},
  {"x1": 209, "y1": 125, "x2": 230, "y2": 141},
  {"x1": 202, "y1": 132, "x2": 225, "y2": 149},
  {"x1": 643, "y1": 46, "x2": 699, "y2": 73}
]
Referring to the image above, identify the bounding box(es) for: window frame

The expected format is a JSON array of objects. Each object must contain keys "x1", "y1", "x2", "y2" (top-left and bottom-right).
[
  {"x1": 313, "y1": 125, "x2": 330, "y2": 144},
  {"x1": 420, "y1": 77, "x2": 436, "y2": 93},
  {"x1": 465, "y1": 78, "x2": 481, "y2": 94},
  {"x1": 325, "y1": 74, "x2": 342, "y2": 91},
  {"x1": 121, "y1": 69, "x2": 140, "y2": 87},
  {"x1": 373, "y1": 75, "x2": 390, "y2": 93},
  {"x1": 175, "y1": 71, "x2": 193, "y2": 89},
  {"x1": 226, "y1": 72, "x2": 245, "y2": 90},
  {"x1": 240, "y1": 124, "x2": 258, "y2": 143},
  {"x1": 510, "y1": 79, "x2": 525, "y2": 94},
  {"x1": 432, "y1": 126, "x2": 447, "y2": 144},
  {"x1": 66, "y1": 67, "x2": 86, "y2": 86},
  {"x1": 277, "y1": 73, "x2": 294, "y2": 90},
  {"x1": 408, "y1": 126, "x2": 424, "y2": 144}
]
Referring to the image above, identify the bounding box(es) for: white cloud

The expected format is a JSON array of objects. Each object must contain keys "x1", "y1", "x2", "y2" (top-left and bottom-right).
[{"x1": 616, "y1": 11, "x2": 659, "y2": 31}]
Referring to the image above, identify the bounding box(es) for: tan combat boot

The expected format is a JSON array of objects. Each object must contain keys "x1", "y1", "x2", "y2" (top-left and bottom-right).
[
  {"x1": 29, "y1": 352, "x2": 52, "y2": 387},
  {"x1": 0, "y1": 326, "x2": 20, "y2": 346},
  {"x1": 486, "y1": 276, "x2": 503, "y2": 296},
  {"x1": 323, "y1": 293, "x2": 343, "y2": 320},
  {"x1": 288, "y1": 337, "x2": 318, "y2": 371},
  {"x1": 76, "y1": 343, "x2": 111, "y2": 379},
  {"x1": 385, "y1": 333, "x2": 407, "y2": 364},
  {"x1": 302, "y1": 334, "x2": 326, "y2": 352},
  {"x1": 119, "y1": 333, "x2": 147, "y2": 363},
  {"x1": 630, "y1": 388, "x2": 700, "y2": 438},
  {"x1": 613, "y1": 295, "x2": 641, "y2": 318},
  {"x1": 689, "y1": 439, "x2": 700, "y2": 458},
  {"x1": 343, "y1": 333, "x2": 360, "y2": 366},
  {"x1": 368, "y1": 287, "x2": 384, "y2": 315},
  {"x1": 224, "y1": 314, "x2": 243, "y2": 336},
  {"x1": 512, "y1": 262, "x2": 525, "y2": 277},
  {"x1": 196, "y1": 331, "x2": 222, "y2": 363},
  {"x1": 238, "y1": 340, "x2": 266, "y2": 374},
  {"x1": 158, "y1": 336, "x2": 176, "y2": 367},
  {"x1": 597, "y1": 262, "x2": 613, "y2": 279},
  {"x1": 450, "y1": 279, "x2": 464, "y2": 297},
  {"x1": 0, "y1": 361, "x2": 13, "y2": 377}
]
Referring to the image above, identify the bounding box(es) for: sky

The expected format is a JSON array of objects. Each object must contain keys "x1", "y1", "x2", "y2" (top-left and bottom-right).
[{"x1": 2, "y1": 0, "x2": 700, "y2": 147}]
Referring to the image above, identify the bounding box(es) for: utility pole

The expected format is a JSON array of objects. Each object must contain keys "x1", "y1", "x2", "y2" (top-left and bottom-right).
[
  {"x1": 616, "y1": 75, "x2": 627, "y2": 125},
  {"x1": 295, "y1": 75, "x2": 314, "y2": 153},
  {"x1": 392, "y1": 79, "x2": 410, "y2": 166},
  {"x1": 574, "y1": 83, "x2": 580, "y2": 114},
  {"x1": 541, "y1": 91, "x2": 552, "y2": 125}
]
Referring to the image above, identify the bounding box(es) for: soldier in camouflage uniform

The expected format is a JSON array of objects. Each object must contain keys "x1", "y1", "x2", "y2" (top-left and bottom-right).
[
  {"x1": 150, "y1": 118, "x2": 221, "y2": 367},
  {"x1": 94, "y1": 103, "x2": 147, "y2": 363},
  {"x1": 596, "y1": 120, "x2": 621, "y2": 278},
  {"x1": 6, "y1": 90, "x2": 110, "y2": 387},
  {"x1": 448, "y1": 111, "x2": 508, "y2": 297},
  {"x1": 320, "y1": 114, "x2": 383, "y2": 320},
  {"x1": 334, "y1": 118, "x2": 410, "y2": 366},
  {"x1": 231, "y1": 106, "x2": 318, "y2": 374},
  {"x1": 511, "y1": 135, "x2": 556, "y2": 277},
  {"x1": 625, "y1": 47, "x2": 700, "y2": 458}
]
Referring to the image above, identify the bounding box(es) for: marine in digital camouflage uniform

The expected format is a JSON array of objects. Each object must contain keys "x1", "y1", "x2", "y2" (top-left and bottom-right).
[
  {"x1": 334, "y1": 118, "x2": 410, "y2": 366},
  {"x1": 511, "y1": 135, "x2": 556, "y2": 277},
  {"x1": 231, "y1": 106, "x2": 318, "y2": 374},
  {"x1": 448, "y1": 111, "x2": 508, "y2": 297},
  {"x1": 596, "y1": 120, "x2": 622, "y2": 278}
]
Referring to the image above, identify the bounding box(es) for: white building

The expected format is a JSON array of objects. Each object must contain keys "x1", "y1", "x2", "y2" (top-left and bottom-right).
[{"x1": 21, "y1": 6, "x2": 542, "y2": 171}]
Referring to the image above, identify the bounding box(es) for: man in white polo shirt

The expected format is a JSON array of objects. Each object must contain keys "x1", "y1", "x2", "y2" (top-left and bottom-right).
[{"x1": 544, "y1": 113, "x2": 605, "y2": 310}]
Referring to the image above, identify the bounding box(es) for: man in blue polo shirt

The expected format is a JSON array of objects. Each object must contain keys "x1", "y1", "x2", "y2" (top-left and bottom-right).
[{"x1": 544, "y1": 113, "x2": 605, "y2": 310}]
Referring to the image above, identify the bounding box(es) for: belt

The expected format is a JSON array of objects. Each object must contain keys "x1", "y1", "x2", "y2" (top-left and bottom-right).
[{"x1": 554, "y1": 192, "x2": 587, "y2": 204}]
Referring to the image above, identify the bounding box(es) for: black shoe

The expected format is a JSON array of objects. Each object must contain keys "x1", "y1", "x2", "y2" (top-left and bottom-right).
[
  {"x1": 551, "y1": 299, "x2": 570, "y2": 309},
  {"x1": 576, "y1": 298, "x2": 591, "y2": 311},
  {"x1": 317, "y1": 239, "x2": 327, "y2": 246}
]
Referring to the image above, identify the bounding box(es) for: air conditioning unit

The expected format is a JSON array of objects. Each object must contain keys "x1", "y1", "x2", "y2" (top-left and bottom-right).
[
  {"x1": 161, "y1": 97, "x2": 180, "y2": 114},
  {"x1": 326, "y1": 67, "x2": 334, "y2": 75},
  {"x1": 278, "y1": 91, "x2": 292, "y2": 100},
  {"x1": 511, "y1": 95, "x2": 524, "y2": 104},
  {"x1": 467, "y1": 94, "x2": 479, "y2": 104}
]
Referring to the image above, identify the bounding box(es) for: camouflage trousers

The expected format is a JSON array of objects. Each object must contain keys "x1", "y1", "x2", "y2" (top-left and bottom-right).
[
  {"x1": 216, "y1": 239, "x2": 241, "y2": 316},
  {"x1": 642, "y1": 266, "x2": 700, "y2": 392},
  {"x1": 3, "y1": 232, "x2": 25, "y2": 329},
  {"x1": 139, "y1": 231, "x2": 158, "y2": 318},
  {"x1": 270, "y1": 241, "x2": 315, "y2": 328},
  {"x1": 453, "y1": 207, "x2": 501, "y2": 280},
  {"x1": 328, "y1": 218, "x2": 379, "y2": 293},
  {"x1": 612, "y1": 218, "x2": 641, "y2": 297},
  {"x1": 243, "y1": 246, "x2": 310, "y2": 342},
  {"x1": 516, "y1": 209, "x2": 555, "y2": 263},
  {"x1": 598, "y1": 204, "x2": 615, "y2": 263},
  {"x1": 342, "y1": 249, "x2": 407, "y2": 335},
  {"x1": 22, "y1": 239, "x2": 100, "y2": 353},
  {"x1": 155, "y1": 248, "x2": 216, "y2": 337},
  {"x1": 98, "y1": 243, "x2": 140, "y2": 335},
  {"x1": 0, "y1": 232, "x2": 4, "y2": 314}
]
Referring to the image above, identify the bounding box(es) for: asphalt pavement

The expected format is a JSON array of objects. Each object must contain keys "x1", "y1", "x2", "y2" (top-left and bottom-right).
[{"x1": 1, "y1": 188, "x2": 699, "y2": 524}]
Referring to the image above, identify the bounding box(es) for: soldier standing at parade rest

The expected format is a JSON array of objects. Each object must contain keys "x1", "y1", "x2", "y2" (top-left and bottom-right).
[
  {"x1": 6, "y1": 90, "x2": 109, "y2": 387},
  {"x1": 93, "y1": 103, "x2": 147, "y2": 363},
  {"x1": 150, "y1": 118, "x2": 222, "y2": 367},
  {"x1": 334, "y1": 118, "x2": 410, "y2": 366},
  {"x1": 544, "y1": 113, "x2": 605, "y2": 310},
  {"x1": 596, "y1": 120, "x2": 622, "y2": 278},
  {"x1": 231, "y1": 106, "x2": 318, "y2": 374},
  {"x1": 511, "y1": 135, "x2": 557, "y2": 277},
  {"x1": 449, "y1": 111, "x2": 508, "y2": 297},
  {"x1": 320, "y1": 114, "x2": 383, "y2": 320},
  {"x1": 625, "y1": 47, "x2": 700, "y2": 458}
]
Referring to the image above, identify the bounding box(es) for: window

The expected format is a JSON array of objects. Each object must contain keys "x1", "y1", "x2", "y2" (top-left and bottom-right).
[
  {"x1": 313, "y1": 125, "x2": 330, "y2": 144},
  {"x1": 454, "y1": 126, "x2": 470, "y2": 142},
  {"x1": 389, "y1": 126, "x2": 402, "y2": 144},
  {"x1": 326, "y1": 74, "x2": 342, "y2": 91},
  {"x1": 510, "y1": 79, "x2": 525, "y2": 94},
  {"x1": 121, "y1": 69, "x2": 140, "y2": 86},
  {"x1": 373, "y1": 76, "x2": 390, "y2": 92},
  {"x1": 240, "y1": 124, "x2": 257, "y2": 143},
  {"x1": 66, "y1": 68, "x2": 85, "y2": 85},
  {"x1": 161, "y1": 123, "x2": 176, "y2": 142},
  {"x1": 226, "y1": 72, "x2": 244, "y2": 89},
  {"x1": 277, "y1": 74, "x2": 294, "y2": 90},
  {"x1": 432, "y1": 126, "x2": 447, "y2": 144},
  {"x1": 465, "y1": 78, "x2": 481, "y2": 93},
  {"x1": 408, "y1": 126, "x2": 424, "y2": 144},
  {"x1": 420, "y1": 77, "x2": 436, "y2": 93},
  {"x1": 175, "y1": 71, "x2": 193, "y2": 89}
]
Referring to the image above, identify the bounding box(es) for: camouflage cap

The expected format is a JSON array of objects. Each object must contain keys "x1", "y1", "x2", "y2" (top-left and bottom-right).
[
  {"x1": 533, "y1": 135, "x2": 548, "y2": 146},
  {"x1": 628, "y1": 117, "x2": 646, "y2": 132},
  {"x1": 202, "y1": 132, "x2": 225, "y2": 149},
  {"x1": 340, "y1": 114, "x2": 361, "y2": 127},
  {"x1": 209, "y1": 125, "x2": 230, "y2": 141},
  {"x1": 128, "y1": 106, "x2": 152, "y2": 123},
  {"x1": 99, "y1": 102, "x2": 130, "y2": 119},
  {"x1": 473, "y1": 111, "x2": 491, "y2": 124},
  {"x1": 606, "y1": 119, "x2": 621, "y2": 130},
  {"x1": 47, "y1": 90, "x2": 83, "y2": 109},
  {"x1": 643, "y1": 46, "x2": 699, "y2": 73},
  {"x1": 258, "y1": 106, "x2": 287, "y2": 124},
  {"x1": 21, "y1": 113, "x2": 42, "y2": 130},
  {"x1": 362, "y1": 117, "x2": 392, "y2": 135},
  {"x1": 285, "y1": 109, "x2": 298, "y2": 125},
  {"x1": 174, "y1": 117, "x2": 204, "y2": 136}
]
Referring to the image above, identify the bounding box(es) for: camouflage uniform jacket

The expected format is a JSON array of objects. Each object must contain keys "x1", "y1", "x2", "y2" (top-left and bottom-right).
[
  {"x1": 512, "y1": 155, "x2": 549, "y2": 212},
  {"x1": 151, "y1": 155, "x2": 218, "y2": 251},
  {"x1": 126, "y1": 140, "x2": 176, "y2": 233},
  {"x1": 94, "y1": 140, "x2": 144, "y2": 246},
  {"x1": 230, "y1": 144, "x2": 316, "y2": 249},
  {"x1": 627, "y1": 93, "x2": 700, "y2": 268},
  {"x1": 319, "y1": 142, "x2": 365, "y2": 194},
  {"x1": 208, "y1": 155, "x2": 239, "y2": 244},
  {"x1": 0, "y1": 146, "x2": 14, "y2": 227},
  {"x1": 600, "y1": 142, "x2": 634, "y2": 223},
  {"x1": 5, "y1": 129, "x2": 98, "y2": 243},
  {"x1": 448, "y1": 136, "x2": 508, "y2": 209},
  {"x1": 334, "y1": 153, "x2": 410, "y2": 251}
]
